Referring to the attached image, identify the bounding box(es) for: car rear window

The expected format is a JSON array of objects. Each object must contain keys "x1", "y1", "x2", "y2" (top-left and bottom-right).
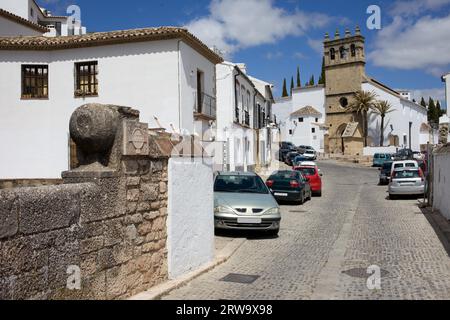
[
  {"x1": 295, "y1": 167, "x2": 316, "y2": 176},
  {"x1": 405, "y1": 163, "x2": 417, "y2": 168},
  {"x1": 214, "y1": 175, "x2": 269, "y2": 194},
  {"x1": 393, "y1": 170, "x2": 420, "y2": 179},
  {"x1": 270, "y1": 171, "x2": 299, "y2": 180},
  {"x1": 394, "y1": 163, "x2": 404, "y2": 169},
  {"x1": 383, "y1": 162, "x2": 393, "y2": 169}
]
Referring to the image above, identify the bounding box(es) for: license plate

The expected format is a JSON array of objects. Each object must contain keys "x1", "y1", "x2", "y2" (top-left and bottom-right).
[
  {"x1": 274, "y1": 193, "x2": 288, "y2": 197},
  {"x1": 238, "y1": 217, "x2": 262, "y2": 224}
]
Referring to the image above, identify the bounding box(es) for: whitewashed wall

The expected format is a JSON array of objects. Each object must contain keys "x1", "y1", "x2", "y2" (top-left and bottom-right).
[
  {"x1": 167, "y1": 157, "x2": 214, "y2": 279},
  {"x1": 363, "y1": 82, "x2": 428, "y2": 150},
  {"x1": 0, "y1": 0, "x2": 29, "y2": 20},
  {"x1": 0, "y1": 15, "x2": 42, "y2": 36},
  {"x1": 363, "y1": 146, "x2": 398, "y2": 156},
  {"x1": 0, "y1": 40, "x2": 216, "y2": 179},
  {"x1": 433, "y1": 150, "x2": 450, "y2": 220}
]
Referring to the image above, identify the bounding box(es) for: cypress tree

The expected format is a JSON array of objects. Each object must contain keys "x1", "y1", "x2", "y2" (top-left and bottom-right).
[
  {"x1": 290, "y1": 77, "x2": 294, "y2": 95},
  {"x1": 428, "y1": 97, "x2": 438, "y2": 124},
  {"x1": 296, "y1": 67, "x2": 301, "y2": 88},
  {"x1": 318, "y1": 57, "x2": 326, "y2": 85},
  {"x1": 436, "y1": 101, "x2": 444, "y2": 117},
  {"x1": 308, "y1": 75, "x2": 315, "y2": 86},
  {"x1": 282, "y1": 78, "x2": 288, "y2": 97},
  {"x1": 420, "y1": 97, "x2": 427, "y2": 108}
]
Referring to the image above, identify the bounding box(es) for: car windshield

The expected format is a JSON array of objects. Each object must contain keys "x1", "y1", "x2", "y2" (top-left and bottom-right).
[
  {"x1": 270, "y1": 171, "x2": 300, "y2": 181},
  {"x1": 295, "y1": 167, "x2": 316, "y2": 176},
  {"x1": 214, "y1": 175, "x2": 269, "y2": 194},
  {"x1": 405, "y1": 163, "x2": 417, "y2": 168},
  {"x1": 394, "y1": 170, "x2": 420, "y2": 179}
]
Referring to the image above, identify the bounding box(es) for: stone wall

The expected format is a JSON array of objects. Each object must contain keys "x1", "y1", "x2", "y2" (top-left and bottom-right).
[
  {"x1": 0, "y1": 104, "x2": 172, "y2": 300},
  {"x1": 0, "y1": 179, "x2": 63, "y2": 190}
]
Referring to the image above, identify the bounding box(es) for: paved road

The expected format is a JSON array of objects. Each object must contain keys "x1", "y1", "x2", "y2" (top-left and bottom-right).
[{"x1": 163, "y1": 161, "x2": 450, "y2": 300}]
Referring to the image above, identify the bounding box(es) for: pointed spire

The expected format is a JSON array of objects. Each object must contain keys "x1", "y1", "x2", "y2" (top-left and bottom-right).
[
  {"x1": 324, "y1": 32, "x2": 330, "y2": 41},
  {"x1": 355, "y1": 25, "x2": 361, "y2": 35},
  {"x1": 334, "y1": 29, "x2": 340, "y2": 39},
  {"x1": 345, "y1": 28, "x2": 351, "y2": 38}
]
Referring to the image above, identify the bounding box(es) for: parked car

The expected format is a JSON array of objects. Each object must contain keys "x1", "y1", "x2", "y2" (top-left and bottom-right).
[
  {"x1": 391, "y1": 160, "x2": 418, "y2": 177},
  {"x1": 279, "y1": 142, "x2": 297, "y2": 162},
  {"x1": 266, "y1": 170, "x2": 312, "y2": 204},
  {"x1": 298, "y1": 145, "x2": 316, "y2": 155},
  {"x1": 389, "y1": 168, "x2": 425, "y2": 199},
  {"x1": 303, "y1": 150, "x2": 317, "y2": 161},
  {"x1": 285, "y1": 151, "x2": 300, "y2": 166},
  {"x1": 294, "y1": 164, "x2": 323, "y2": 197},
  {"x1": 293, "y1": 154, "x2": 310, "y2": 166},
  {"x1": 214, "y1": 172, "x2": 281, "y2": 235},
  {"x1": 378, "y1": 161, "x2": 393, "y2": 185},
  {"x1": 394, "y1": 148, "x2": 415, "y2": 160},
  {"x1": 373, "y1": 153, "x2": 393, "y2": 167}
]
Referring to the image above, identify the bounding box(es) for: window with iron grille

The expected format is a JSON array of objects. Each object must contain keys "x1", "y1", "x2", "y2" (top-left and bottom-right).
[
  {"x1": 75, "y1": 61, "x2": 98, "y2": 97},
  {"x1": 22, "y1": 65, "x2": 49, "y2": 99}
]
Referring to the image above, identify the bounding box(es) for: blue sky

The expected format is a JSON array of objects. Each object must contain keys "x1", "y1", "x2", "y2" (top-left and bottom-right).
[{"x1": 39, "y1": 0, "x2": 450, "y2": 107}]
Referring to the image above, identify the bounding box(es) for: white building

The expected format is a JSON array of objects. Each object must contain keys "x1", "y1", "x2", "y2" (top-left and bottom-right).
[
  {"x1": 440, "y1": 73, "x2": 450, "y2": 126},
  {"x1": 273, "y1": 85, "x2": 327, "y2": 153},
  {"x1": 0, "y1": 0, "x2": 86, "y2": 37},
  {"x1": 215, "y1": 62, "x2": 274, "y2": 172},
  {"x1": 0, "y1": 27, "x2": 222, "y2": 179}
]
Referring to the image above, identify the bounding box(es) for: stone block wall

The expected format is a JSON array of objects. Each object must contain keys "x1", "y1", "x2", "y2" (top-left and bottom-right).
[{"x1": 0, "y1": 104, "x2": 172, "y2": 300}]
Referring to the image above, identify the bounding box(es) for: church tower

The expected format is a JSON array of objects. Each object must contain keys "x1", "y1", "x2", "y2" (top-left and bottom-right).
[{"x1": 324, "y1": 27, "x2": 366, "y2": 155}]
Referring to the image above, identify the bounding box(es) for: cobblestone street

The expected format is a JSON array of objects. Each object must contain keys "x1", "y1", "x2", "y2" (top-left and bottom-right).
[{"x1": 163, "y1": 160, "x2": 450, "y2": 300}]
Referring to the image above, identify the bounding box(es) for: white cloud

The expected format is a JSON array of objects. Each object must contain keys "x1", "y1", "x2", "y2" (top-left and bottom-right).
[
  {"x1": 293, "y1": 52, "x2": 307, "y2": 59},
  {"x1": 307, "y1": 38, "x2": 323, "y2": 54},
  {"x1": 185, "y1": 0, "x2": 333, "y2": 55},
  {"x1": 390, "y1": 0, "x2": 450, "y2": 17},
  {"x1": 408, "y1": 88, "x2": 446, "y2": 104},
  {"x1": 265, "y1": 51, "x2": 284, "y2": 60},
  {"x1": 368, "y1": 14, "x2": 450, "y2": 75}
]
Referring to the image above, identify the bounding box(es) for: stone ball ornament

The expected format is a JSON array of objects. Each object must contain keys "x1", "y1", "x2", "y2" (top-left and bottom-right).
[{"x1": 69, "y1": 104, "x2": 121, "y2": 166}]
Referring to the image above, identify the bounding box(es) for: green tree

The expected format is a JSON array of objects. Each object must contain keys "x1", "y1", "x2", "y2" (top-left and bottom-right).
[
  {"x1": 290, "y1": 77, "x2": 294, "y2": 95},
  {"x1": 347, "y1": 90, "x2": 378, "y2": 147},
  {"x1": 308, "y1": 75, "x2": 315, "y2": 86},
  {"x1": 318, "y1": 57, "x2": 326, "y2": 85},
  {"x1": 428, "y1": 97, "x2": 438, "y2": 124},
  {"x1": 282, "y1": 78, "x2": 288, "y2": 97},
  {"x1": 436, "y1": 101, "x2": 444, "y2": 117},
  {"x1": 373, "y1": 100, "x2": 395, "y2": 147},
  {"x1": 420, "y1": 97, "x2": 427, "y2": 108},
  {"x1": 296, "y1": 66, "x2": 301, "y2": 88}
]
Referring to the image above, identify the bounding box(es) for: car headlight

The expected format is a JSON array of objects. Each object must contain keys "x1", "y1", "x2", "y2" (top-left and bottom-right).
[
  {"x1": 265, "y1": 207, "x2": 280, "y2": 215},
  {"x1": 214, "y1": 205, "x2": 234, "y2": 214}
]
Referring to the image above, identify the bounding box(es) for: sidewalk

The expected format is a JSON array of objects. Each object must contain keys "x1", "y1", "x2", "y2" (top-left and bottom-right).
[{"x1": 129, "y1": 235, "x2": 246, "y2": 300}]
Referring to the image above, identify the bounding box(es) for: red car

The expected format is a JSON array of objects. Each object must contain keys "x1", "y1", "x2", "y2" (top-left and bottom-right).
[{"x1": 294, "y1": 165, "x2": 322, "y2": 197}]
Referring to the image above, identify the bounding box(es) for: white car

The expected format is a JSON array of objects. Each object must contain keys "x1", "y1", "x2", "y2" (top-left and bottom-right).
[
  {"x1": 391, "y1": 160, "x2": 418, "y2": 177},
  {"x1": 297, "y1": 161, "x2": 317, "y2": 167},
  {"x1": 303, "y1": 150, "x2": 317, "y2": 160}
]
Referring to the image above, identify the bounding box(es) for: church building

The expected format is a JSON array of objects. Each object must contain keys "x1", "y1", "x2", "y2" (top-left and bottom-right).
[{"x1": 274, "y1": 27, "x2": 430, "y2": 156}]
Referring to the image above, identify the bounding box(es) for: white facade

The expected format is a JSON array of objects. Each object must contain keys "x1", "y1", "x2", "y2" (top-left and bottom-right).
[
  {"x1": 167, "y1": 157, "x2": 214, "y2": 279},
  {"x1": 440, "y1": 73, "x2": 450, "y2": 127},
  {"x1": 433, "y1": 148, "x2": 450, "y2": 220},
  {"x1": 0, "y1": 13, "x2": 43, "y2": 36},
  {"x1": 363, "y1": 82, "x2": 429, "y2": 151},
  {"x1": 216, "y1": 62, "x2": 255, "y2": 172},
  {"x1": 0, "y1": 0, "x2": 86, "y2": 37},
  {"x1": 0, "y1": 38, "x2": 219, "y2": 179},
  {"x1": 273, "y1": 85, "x2": 326, "y2": 152}
]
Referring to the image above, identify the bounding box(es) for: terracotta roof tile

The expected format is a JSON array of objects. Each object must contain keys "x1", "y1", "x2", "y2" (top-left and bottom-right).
[
  {"x1": 291, "y1": 106, "x2": 322, "y2": 117},
  {"x1": 0, "y1": 27, "x2": 224, "y2": 64}
]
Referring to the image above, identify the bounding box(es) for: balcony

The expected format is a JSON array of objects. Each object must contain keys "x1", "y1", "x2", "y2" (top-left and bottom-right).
[{"x1": 194, "y1": 92, "x2": 216, "y2": 120}]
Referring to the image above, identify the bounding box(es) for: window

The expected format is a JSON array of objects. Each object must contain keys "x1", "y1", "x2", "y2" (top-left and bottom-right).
[
  {"x1": 75, "y1": 61, "x2": 98, "y2": 97},
  {"x1": 289, "y1": 129, "x2": 293, "y2": 135},
  {"x1": 339, "y1": 97, "x2": 349, "y2": 108},
  {"x1": 340, "y1": 46, "x2": 347, "y2": 59},
  {"x1": 21, "y1": 65, "x2": 48, "y2": 99},
  {"x1": 351, "y1": 44, "x2": 356, "y2": 57},
  {"x1": 299, "y1": 118, "x2": 304, "y2": 122},
  {"x1": 312, "y1": 128, "x2": 316, "y2": 133},
  {"x1": 330, "y1": 48, "x2": 336, "y2": 60},
  {"x1": 30, "y1": 8, "x2": 34, "y2": 17},
  {"x1": 196, "y1": 70, "x2": 204, "y2": 113},
  {"x1": 315, "y1": 118, "x2": 319, "y2": 123}
]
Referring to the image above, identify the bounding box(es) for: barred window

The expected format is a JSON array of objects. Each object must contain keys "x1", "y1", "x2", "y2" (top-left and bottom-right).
[
  {"x1": 21, "y1": 65, "x2": 48, "y2": 99},
  {"x1": 75, "y1": 61, "x2": 98, "y2": 97}
]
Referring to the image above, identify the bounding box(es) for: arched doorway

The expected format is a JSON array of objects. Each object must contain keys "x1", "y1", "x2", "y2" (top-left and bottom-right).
[{"x1": 336, "y1": 123, "x2": 348, "y2": 154}]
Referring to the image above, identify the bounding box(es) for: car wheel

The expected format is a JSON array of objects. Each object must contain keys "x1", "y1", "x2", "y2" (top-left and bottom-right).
[
  {"x1": 299, "y1": 193, "x2": 305, "y2": 205},
  {"x1": 316, "y1": 191, "x2": 322, "y2": 197}
]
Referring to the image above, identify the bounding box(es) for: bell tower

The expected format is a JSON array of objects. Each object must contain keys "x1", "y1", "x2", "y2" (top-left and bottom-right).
[{"x1": 324, "y1": 27, "x2": 367, "y2": 155}]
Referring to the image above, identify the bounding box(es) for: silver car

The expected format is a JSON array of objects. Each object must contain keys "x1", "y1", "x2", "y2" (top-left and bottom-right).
[
  {"x1": 214, "y1": 172, "x2": 281, "y2": 235},
  {"x1": 389, "y1": 168, "x2": 425, "y2": 199}
]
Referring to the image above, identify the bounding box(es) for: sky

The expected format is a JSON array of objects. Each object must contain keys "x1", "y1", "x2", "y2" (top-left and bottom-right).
[{"x1": 38, "y1": 0, "x2": 450, "y2": 108}]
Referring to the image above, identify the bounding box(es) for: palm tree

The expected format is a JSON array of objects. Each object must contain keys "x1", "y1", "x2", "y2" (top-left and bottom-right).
[
  {"x1": 373, "y1": 100, "x2": 395, "y2": 147},
  {"x1": 347, "y1": 90, "x2": 378, "y2": 147}
]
